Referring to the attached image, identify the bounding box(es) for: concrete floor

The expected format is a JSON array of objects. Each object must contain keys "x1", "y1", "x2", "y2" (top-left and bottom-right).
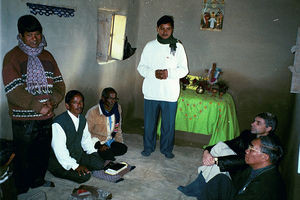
[{"x1": 18, "y1": 133, "x2": 205, "y2": 200}]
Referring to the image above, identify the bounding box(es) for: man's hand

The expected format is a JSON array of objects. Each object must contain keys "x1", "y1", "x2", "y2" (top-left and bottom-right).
[
  {"x1": 94, "y1": 141, "x2": 109, "y2": 151},
  {"x1": 155, "y1": 69, "x2": 168, "y2": 79},
  {"x1": 160, "y1": 69, "x2": 168, "y2": 79},
  {"x1": 202, "y1": 150, "x2": 215, "y2": 166},
  {"x1": 98, "y1": 144, "x2": 109, "y2": 152},
  {"x1": 39, "y1": 102, "x2": 53, "y2": 116},
  {"x1": 155, "y1": 69, "x2": 162, "y2": 79},
  {"x1": 48, "y1": 99, "x2": 58, "y2": 109},
  {"x1": 75, "y1": 165, "x2": 90, "y2": 176}
]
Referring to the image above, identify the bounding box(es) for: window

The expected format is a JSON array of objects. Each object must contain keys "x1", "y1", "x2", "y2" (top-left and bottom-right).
[{"x1": 97, "y1": 9, "x2": 127, "y2": 64}]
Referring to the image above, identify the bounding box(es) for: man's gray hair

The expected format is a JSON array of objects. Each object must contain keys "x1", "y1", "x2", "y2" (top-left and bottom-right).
[
  {"x1": 256, "y1": 112, "x2": 277, "y2": 133},
  {"x1": 260, "y1": 135, "x2": 283, "y2": 164}
]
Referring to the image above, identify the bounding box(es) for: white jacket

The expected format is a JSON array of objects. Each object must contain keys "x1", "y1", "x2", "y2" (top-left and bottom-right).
[{"x1": 137, "y1": 39, "x2": 188, "y2": 102}]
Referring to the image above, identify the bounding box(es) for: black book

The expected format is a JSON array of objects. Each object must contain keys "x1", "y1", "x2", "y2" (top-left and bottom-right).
[{"x1": 104, "y1": 162, "x2": 127, "y2": 175}]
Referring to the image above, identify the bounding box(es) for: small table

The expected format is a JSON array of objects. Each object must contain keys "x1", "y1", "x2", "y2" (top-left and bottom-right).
[{"x1": 159, "y1": 89, "x2": 240, "y2": 147}]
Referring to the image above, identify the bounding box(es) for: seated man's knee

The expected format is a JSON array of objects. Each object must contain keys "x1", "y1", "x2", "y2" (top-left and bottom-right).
[{"x1": 206, "y1": 174, "x2": 232, "y2": 188}]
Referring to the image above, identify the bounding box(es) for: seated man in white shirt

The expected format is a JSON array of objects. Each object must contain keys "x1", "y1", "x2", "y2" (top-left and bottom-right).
[{"x1": 48, "y1": 90, "x2": 104, "y2": 183}]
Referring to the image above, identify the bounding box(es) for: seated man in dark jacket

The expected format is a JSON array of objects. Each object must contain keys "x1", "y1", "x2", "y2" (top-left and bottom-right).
[
  {"x1": 202, "y1": 112, "x2": 277, "y2": 172},
  {"x1": 179, "y1": 135, "x2": 286, "y2": 200},
  {"x1": 48, "y1": 90, "x2": 104, "y2": 183}
]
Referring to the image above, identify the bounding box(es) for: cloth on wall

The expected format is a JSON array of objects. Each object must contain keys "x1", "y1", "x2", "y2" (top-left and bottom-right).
[{"x1": 289, "y1": 27, "x2": 300, "y2": 93}]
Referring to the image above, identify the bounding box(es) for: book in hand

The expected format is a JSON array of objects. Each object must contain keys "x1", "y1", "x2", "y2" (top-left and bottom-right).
[{"x1": 104, "y1": 162, "x2": 128, "y2": 175}]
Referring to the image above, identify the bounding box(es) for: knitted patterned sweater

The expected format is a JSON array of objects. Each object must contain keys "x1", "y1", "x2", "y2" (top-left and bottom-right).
[{"x1": 2, "y1": 46, "x2": 65, "y2": 120}]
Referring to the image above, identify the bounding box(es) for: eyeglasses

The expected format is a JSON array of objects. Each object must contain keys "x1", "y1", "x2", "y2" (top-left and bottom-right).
[
  {"x1": 107, "y1": 97, "x2": 119, "y2": 101},
  {"x1": 247, "y1": 145, "x2": 262, "y2": 154}
]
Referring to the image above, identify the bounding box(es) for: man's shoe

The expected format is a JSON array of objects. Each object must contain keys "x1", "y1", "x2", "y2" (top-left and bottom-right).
[
  {"x1": 164, "y1": 152, "x2": 175, "y2": 159},
  {"x1": 141, "y1": 151, "x2": 151, "y2": 157}
]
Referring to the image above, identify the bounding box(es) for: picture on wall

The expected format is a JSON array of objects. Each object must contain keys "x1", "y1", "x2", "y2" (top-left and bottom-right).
[{"x1": 200, "y1": 0, "x2": 224, "y2": 31}]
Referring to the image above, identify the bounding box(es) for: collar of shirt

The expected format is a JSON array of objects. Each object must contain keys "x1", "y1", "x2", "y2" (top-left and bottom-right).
[
  {"x1": 67, "y1": 110, "x2": 80, "y2": 131},
  {"x1": 250, "y1": 165, "x2": 275, "y2": 178}
]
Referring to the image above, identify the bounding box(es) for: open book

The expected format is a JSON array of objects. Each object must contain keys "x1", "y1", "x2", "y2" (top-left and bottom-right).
[{"x1": 104, "y1": 162, "x2": 128, "y2": 175}]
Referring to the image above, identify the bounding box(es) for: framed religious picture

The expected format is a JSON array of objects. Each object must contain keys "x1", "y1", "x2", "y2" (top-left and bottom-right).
[{"x1": 200, "y1": 0, "x2": 225, "y2": 31}]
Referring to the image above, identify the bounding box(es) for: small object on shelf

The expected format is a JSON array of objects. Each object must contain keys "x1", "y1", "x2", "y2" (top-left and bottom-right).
[
  {"x1": 180, "y1": 76, "x2": 190, "y2": 90},
  {"x1": 192, "y1": 77, "x2": 207, "y2": 93},
  {"x1": 216, "y1": 80, "x2": 229, "y2": 97},
  {"x1": 211, "y1": 85, "x2": 219, "y2": 96},
  {"x1": 183, "y1": 71, "x2": 228, "y2": 97},
  {"x1": 205, "y1": 63, "x2": 222, "y2": 85},
  {"x1": 196, "y1": 85, "x2": 204, "y2": 94}
]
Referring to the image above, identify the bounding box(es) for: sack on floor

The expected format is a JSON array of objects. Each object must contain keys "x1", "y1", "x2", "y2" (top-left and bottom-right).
[
  {"x1": 68, "y1": 185, "x2": 112, "y2": 200},
  {"x1": 92, "y1": 161, "x2": 132, "y2": 183}
]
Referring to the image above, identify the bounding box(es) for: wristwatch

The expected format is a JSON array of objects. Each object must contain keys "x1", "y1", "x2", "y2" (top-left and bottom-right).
[{"x1": 214, "y1": 157, "x2": 218, "y2": 165}]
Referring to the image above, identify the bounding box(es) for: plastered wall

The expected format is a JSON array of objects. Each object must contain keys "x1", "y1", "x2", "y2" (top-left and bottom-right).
[
  {"x1": 132, "y1": 1, "x2": 300, "y2": 198},
  {"x1": 0, "y1": 0, "x2": 140, "y2": 139},
  {"x1": 1, "y1": 0, "x2": 300, "y2": 199},
  {"x1": 133, "y1": 0, "x2": 300, "y2": 136}
]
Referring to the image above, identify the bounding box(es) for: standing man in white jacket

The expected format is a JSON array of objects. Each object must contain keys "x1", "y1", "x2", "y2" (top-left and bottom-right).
[{"x1": 137, "y1": 15, "x2": 188, "y2": 159}]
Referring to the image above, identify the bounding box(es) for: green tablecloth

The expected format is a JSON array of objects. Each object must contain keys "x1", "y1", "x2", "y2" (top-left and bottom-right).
[{"x1": 159, "y1": 89, "x2": 240, "y2": 147}]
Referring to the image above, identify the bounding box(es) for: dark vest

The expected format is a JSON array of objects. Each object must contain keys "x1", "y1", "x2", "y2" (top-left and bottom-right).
[{"x1": 49, "y1": 111, "x2": 86, "y2": 170}]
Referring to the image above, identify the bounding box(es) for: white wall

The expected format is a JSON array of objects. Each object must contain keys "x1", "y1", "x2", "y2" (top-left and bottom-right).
[
  {"x1": 0, "y1": 0, "x2": 139, "y2": 139},
  {"x1": 1, "y1": 0, "x2": 300, "y2": 198},
  {"x1": 133, "y1": 0, "x2": 300, "y2": 135},
  {"x1": 132, "y1": 2, "x2": 300, "y2": 198}
]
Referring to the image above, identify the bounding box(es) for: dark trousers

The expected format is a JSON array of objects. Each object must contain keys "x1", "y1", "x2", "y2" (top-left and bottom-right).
[
  {"x1": 143, "y1": 99, "x2": 177, "y2": 154},
  {"x1": 11, "y1": 119, "x2": 52, "y2": 194},
  {"x1": 97, "y1": 141, "x2": 127, "y2": 161},
  {"x1": 49, "y1": 152, "x2": 104, "y2": 183},
  {"x1": 200, "y1": 174, "x2": 236, "y2": 200},
  {"x1": 179, "y1": 173, "x2": 236, "y2": 200},
  {"x1": 0, "y1": 172, "x2": 17, "y2": 200}
]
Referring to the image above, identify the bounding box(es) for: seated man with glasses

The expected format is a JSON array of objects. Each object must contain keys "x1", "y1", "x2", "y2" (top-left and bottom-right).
[
  {"x1": 202, "y1": 112, "x2": 278, "y2": 172},
  {"x1": 86, "y1": 87, "x2": 127, "y2": 161},
  {"x1": 180, "y1": 112, "x2": 278, "y2": 194},
  {"x1": 179, "y1": 135, "x2": 286, "y2": 200}
]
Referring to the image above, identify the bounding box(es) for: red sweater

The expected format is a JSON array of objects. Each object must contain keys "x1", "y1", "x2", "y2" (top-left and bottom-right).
[{"x1": 2, "y1": 46, "x2": 65, "y2": 120}]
